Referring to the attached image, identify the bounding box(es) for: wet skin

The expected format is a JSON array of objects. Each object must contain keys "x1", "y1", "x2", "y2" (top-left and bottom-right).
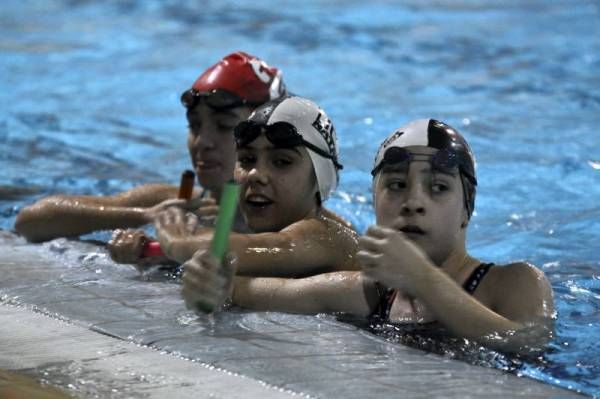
[
  {"x1": 13, "y1": 97, "x2": 251, "y2": 244},
  {"x1": 373, "y1": 146, "x2": 468, "y2": 266},
  {"x1": 235, "y1": 134, "x2": 320, "y2": 233},
  {"x1": 186, "y1": 103, "x2": 253, "y2": 197},
  {"x1": 221, "y1": 144, "x2": 555, "y2": 354}
]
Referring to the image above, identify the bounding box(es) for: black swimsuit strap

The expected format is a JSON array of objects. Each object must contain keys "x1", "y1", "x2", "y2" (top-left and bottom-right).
[
  {"x1": 371, "y1": 263, "x2": 495, "y2": 320},
  {"x1": 372, "y1": 283, "x2": 397, "y2": 320},
  {"x1": 462, "y1": 263, "x2": 494, "y2": 295}
]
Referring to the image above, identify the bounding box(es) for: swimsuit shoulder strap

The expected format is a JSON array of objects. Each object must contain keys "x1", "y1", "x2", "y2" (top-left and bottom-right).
[
  {"x1": 462, "y1": 262, "x2": 494, "y2": 295},
  {"x1": 371, "y1": 283, "x2": 398, "y2": 320},
  {"x1": 371, "y1": 262, "x2": 494, "y2": 321}
]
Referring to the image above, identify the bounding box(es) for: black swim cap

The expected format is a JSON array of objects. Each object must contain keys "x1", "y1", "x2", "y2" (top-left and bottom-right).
[{"x1": 373, "y1": 119, "x2": 477, "y2": 219}]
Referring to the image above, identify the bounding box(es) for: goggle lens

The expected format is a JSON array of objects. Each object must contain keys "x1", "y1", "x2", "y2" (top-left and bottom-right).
[
  {"x1": 373, "y1": 147, "x2": 460, "y2": 176},
  {"x1": 181, "y1": 89, "x2": 246, "y2": 110},
  {"x1": 234, "y1": 122, "x2": 304, "y2": 148},
  {"x1": 431, "y1": 149, "x2": 459, "y2": 173},
  {"x1": 382, "y1": 147, "x2": 411, "y2": 165},
  {"x1": 234, "y1": 121, "x2": 342, "y2": 169}
]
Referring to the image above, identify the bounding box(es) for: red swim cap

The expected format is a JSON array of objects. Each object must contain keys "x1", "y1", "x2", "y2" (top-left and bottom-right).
[{"x1": 190, "y1": 52, "x2": 286, "y2": 104}]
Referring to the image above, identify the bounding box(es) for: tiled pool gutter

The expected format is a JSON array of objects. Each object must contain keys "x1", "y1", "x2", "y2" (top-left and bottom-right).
[{"x1": 0, "y1": 231, "x2": 585, "y2": 398}]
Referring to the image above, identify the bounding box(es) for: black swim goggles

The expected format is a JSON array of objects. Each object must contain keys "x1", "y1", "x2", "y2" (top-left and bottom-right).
[
  {"x1": 181, "y1": 89, "x2": 260, "y2": 111},
  {"x1": 234, "y1": 121, "x2": 343, "y2": 170},
  {"x1": 371, "y1": 146, "x2": 476, "y2": 183}
]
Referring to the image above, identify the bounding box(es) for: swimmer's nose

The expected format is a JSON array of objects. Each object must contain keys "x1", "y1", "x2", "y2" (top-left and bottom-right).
[
  {"x1": 401, "y1": 178, "x2": 426, "y2": 216},
  {"x1": 400, "y1": 198, "x2": 426, "y2": 216},
  {"x1": 189, "y1": 128, "x2": 216, "y2": 152},
  {"x1": 401, "y1": 182, "x2": 426, "y2": 216},
  {"x1": 196, "y1": 134, "x2": 216, "y2": 151},
  {"x1": 247, "y1": 164, "x2": 269, "y2": 186}
]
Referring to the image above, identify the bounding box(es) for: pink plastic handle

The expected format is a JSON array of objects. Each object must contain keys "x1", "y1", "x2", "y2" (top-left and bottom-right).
[{"x1": 141, "y1": 241, "x2": 164, "y2": 258}]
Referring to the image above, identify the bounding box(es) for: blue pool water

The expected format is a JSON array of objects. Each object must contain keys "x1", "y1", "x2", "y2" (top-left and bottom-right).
[{"x1": 1, "y1": 0, "x2": 599, "y2": 396}]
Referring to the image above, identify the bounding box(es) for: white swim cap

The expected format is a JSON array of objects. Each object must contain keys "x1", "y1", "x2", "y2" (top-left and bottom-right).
[{"x1": 234, "y1": 96, "x2": 342, "y2": 201}]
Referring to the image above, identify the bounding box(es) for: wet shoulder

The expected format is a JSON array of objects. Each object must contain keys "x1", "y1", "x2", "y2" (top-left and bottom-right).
[
  {"x1": 322, "y1": 211, "x2": 360, "y2": 251},
  {"x1": 487, "y1": 261, "x2": 548, "y2": 286},
  {"x1": 282, "y1": 211, "x2": 357, "y2": 240},
  {"x1": 281, "y1": 210, "x2": 360, "y2": 271},
  {"x1": 478, "y1": 261, "x2": 552, "y2": 313},
  {"x1": 321, "y1": 208, "x2": 355, "y2": 228}
]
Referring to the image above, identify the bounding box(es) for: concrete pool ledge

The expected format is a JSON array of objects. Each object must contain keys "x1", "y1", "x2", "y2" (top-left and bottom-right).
[
  {"x1": 0, "y1": 231, "x2": 586, "y2": 398},
  {"x1": 0, "y1": 303, "x2": 299, "y2": 399}
]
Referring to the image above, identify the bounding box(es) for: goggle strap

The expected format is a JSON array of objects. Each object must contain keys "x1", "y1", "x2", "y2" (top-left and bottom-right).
[
  {"x1": 182, "y1": 89, "x2": 249, "y2": 110},
  {"x1": 303, "y1": 141, "x2": 343, "y2": 170}
]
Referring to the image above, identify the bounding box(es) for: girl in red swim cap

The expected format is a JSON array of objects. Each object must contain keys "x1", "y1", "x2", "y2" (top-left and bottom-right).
[
  {"x1": 14, "y1": 52, "x2": 286, "y2": 251},
  {"x1": 180, "y1": 51, "x2": 286, "y2": 199}
]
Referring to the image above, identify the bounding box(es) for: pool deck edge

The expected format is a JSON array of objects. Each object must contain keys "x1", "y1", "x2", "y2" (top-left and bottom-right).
[{"x1": 0, "y1": 302, "x2": 300, "y2": 399}]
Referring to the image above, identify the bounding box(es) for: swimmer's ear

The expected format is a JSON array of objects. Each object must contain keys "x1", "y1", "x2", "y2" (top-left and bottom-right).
[
  {"x1": 371, "y1": 177, "x2": 379, "y2": 212},
  {"x1": 460, "y1": 210, "x2": 469, "y2": 229}
]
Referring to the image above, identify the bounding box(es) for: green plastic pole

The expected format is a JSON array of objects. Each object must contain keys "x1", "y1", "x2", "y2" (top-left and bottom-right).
[
  {"x1": 195, "y1": 181, "x2": 239, "y2": 314},
  {"x1": 210, "y1": 181, "x2": 240, "y2": 261}
]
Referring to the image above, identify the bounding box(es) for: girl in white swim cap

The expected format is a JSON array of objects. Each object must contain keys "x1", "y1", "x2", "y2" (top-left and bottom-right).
[
  {"x1": 154, "y1": 96, "x2": 360, "y2": 310},
  {"x1": 232, "y1": 96, "x2": 343, "y2": 231}
]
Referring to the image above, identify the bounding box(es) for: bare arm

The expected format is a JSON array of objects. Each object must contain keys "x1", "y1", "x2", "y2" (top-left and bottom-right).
[
  {"x1": 181, "y1": 248, "x2": 377, "y2": 315},
  {"x1": 359, "y1": 226, "x2": 555, "y2": 354},
  {"x1": 15, "y1": 184, "x2": 179, "y2": 242},
  {"x1": 411, "y1": 262, "x2": 554, "y2": 353},
  {"x1": 232, "y1": 271, "x2": 376, "y2": 314},
  {"x1": 231, "y1": 216, "x2": 359, "y2": 277},
  {"x1": 157, "y1": 208, "x2": 360, "y2": 277}
]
